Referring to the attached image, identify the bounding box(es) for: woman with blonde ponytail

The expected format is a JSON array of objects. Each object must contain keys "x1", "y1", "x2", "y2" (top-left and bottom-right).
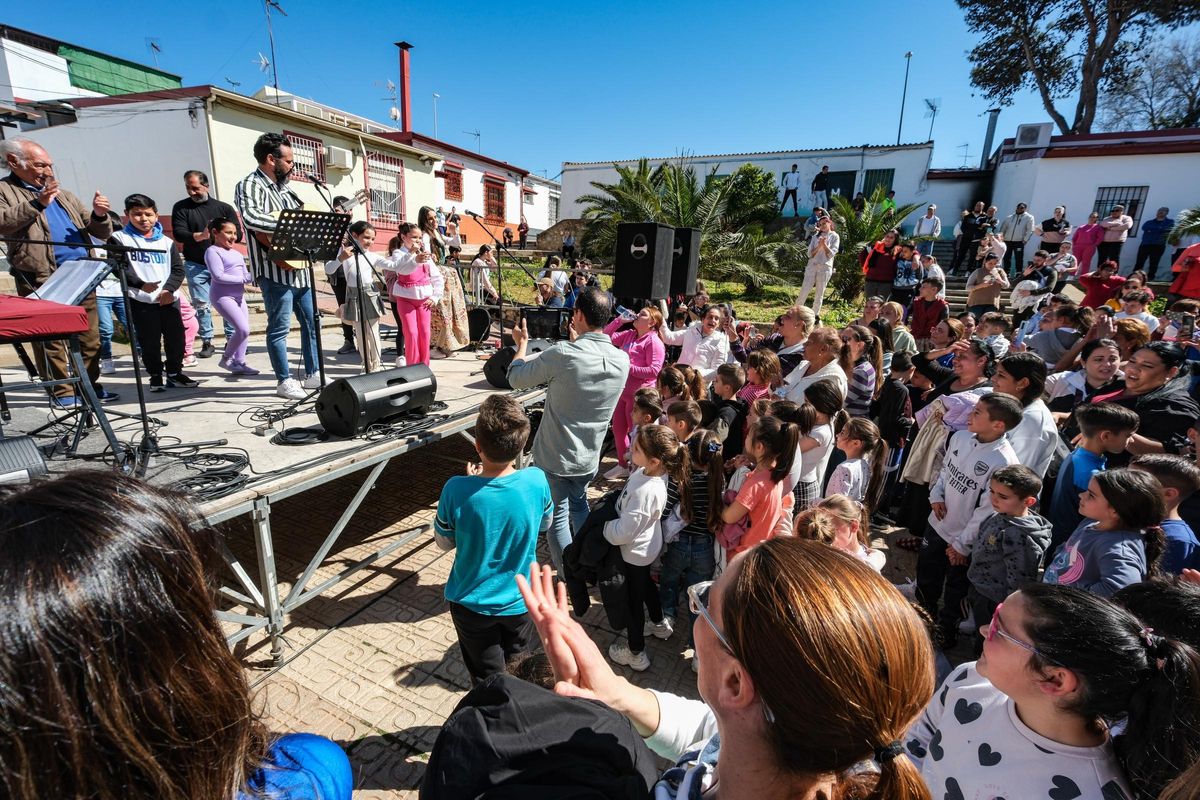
[{"x1": 510, "y1": 538, "x2": 936, "y2": 800}]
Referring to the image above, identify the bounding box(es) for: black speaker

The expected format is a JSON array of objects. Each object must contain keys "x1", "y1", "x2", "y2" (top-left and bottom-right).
[
  {"x1": 670, "y1": 227, "x2": 701, "y2": 296},
  {"x1": 612, "y1": 222, "x2": 674, "y2": 299},
  {"x1": 483, "y1": 340, "x2": 553, "y2": 389},
  {"x1": 315, "y1": 364, "x2": 437, "y2": 437}
]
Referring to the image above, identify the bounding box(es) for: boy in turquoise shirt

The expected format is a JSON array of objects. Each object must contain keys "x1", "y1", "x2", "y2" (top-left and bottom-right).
[{"x1": 435, "y1": 394, "x2": 552, "y2": 683}]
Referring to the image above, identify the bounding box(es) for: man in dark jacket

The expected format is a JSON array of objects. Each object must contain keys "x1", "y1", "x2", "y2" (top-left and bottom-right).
[
  {"x1": 171, "y1": 170, "x2": 243, "y2": 358},
  {"x1": 0, "y1": 137, "x2": 115, "y2": 406}
]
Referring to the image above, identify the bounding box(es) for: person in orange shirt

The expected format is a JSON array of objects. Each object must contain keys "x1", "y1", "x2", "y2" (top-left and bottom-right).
[
  {"x1": 1168, "y1": 242, "x2": 1200, "y2": 305},
  {"x1": 720, "y1": 416, "x2": 798, "y2": 558}
]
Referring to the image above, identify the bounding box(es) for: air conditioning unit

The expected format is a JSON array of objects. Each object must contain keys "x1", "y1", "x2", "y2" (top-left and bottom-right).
[
  {"x1": 327, "y1": 112, "x2": 349, "y2": 126},
  {"x1": 1014, "y1": 122, "x2": 1053, "y2": 149},
  {"x1": 326, "y1": 146, "x2": 354, "y2": 171}
]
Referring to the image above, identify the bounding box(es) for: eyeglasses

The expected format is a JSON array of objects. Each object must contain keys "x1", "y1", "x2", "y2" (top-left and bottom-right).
[
  {"x1": 986, "y1": 603, "x2": 1061, "y2": 665},
  {"x1": 688, "y1": 582, "x2": 733, "y2": 654}
]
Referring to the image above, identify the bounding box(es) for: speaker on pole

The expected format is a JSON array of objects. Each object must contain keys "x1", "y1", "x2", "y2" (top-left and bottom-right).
[
  {"x1": 612, "y1": 222, "x2": 673, "y2": 300},
  {"x1": 483, "y1": 340, "x2": 553, "y2": 389},
  {"x1": 315, "y1": 364, "x2": 438, "y2": 438},
  {"x1": 670, "y1": 227, "x2": 701, "y2": 296}
]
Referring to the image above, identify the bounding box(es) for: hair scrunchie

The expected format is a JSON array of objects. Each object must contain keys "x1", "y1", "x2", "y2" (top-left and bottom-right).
[{"x1": 874, "y1": 741, "x2": 904, "y2": 763}]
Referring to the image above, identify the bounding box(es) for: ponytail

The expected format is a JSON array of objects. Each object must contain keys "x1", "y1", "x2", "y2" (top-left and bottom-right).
[
  {"x1": 773, "y1": 399, "x2": 814, "y2": 437},
  {"x1": 864, "y1": 437, "x2": 889, "y2": 516},
  {"x1": 679, "y1": 364, "x2": 706, "y2": 403},
  {"x1": 1094, "y1": 469, "x2": 1168, "y2": 578},
  {"x1": 1021, "y1": 583, "x2": 1200, "y2": 799},
  {"x1": 863, "y1": 752, "x2": 931, "y2": 800},
  {"x1": 748, "y1": 416, "x2": 800, "y2": 484},
  {"x1": 1144, "y1": 525, "x2": 1166, "y2": 579},
  {"x1": 868, "y1": 334, "x2": 884, "y2": 399},
  {"x1": 688, "y1": 430, "x2": 727, "y2": 536}
]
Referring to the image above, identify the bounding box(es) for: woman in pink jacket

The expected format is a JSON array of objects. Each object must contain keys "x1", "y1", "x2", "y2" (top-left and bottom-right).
[
  {"x1": 603, "y1": 306, "x2": 666, "y2": 478},
  {"x1": 1072, "y1": 211, "x2": 1105, "y2": 276}
]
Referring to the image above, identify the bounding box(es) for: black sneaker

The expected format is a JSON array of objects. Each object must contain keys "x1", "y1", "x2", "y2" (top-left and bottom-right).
[
  {"x1": 336, "y1": 339, "x2": 357, "y2": 355},
  {"x1": 166, "y1": 372, "x2": 199, "y2": 388},
  {"x1": 95, "y1": 389, "x2": 120, "y2": 404},
  {"x1": 198, "y1": 340, "x2": 216, "y2": 358},
  {"x1": 149, "y1": 375, "x2": 165, "y2": 392}
]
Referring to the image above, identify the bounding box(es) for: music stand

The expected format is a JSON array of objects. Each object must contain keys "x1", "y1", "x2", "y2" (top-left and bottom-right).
[{"x1": 268, "y1": 209, "x2": 351, "y2": 391}]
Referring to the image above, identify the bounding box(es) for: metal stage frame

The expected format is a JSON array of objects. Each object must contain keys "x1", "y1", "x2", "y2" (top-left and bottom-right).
[{"x1": 205, "y1": 385, "x2": 544, "y2": 664}]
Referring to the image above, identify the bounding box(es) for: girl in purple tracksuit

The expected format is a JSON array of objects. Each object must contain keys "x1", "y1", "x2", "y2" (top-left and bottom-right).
[{"x1": 204, "y1": 218, "x2": 258, "y2": 375}]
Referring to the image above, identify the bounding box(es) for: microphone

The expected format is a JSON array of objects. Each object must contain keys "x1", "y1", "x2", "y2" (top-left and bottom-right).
[
  {"x1": 465, "y1": 210, "x2": 481, "y2": 218},
  {"x1": 300, "y1": 170, "x2": 329, "y2": 188}
]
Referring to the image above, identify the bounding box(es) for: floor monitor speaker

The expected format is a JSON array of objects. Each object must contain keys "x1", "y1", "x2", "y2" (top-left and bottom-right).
[
  {"x1": 483, "y1": 340, "x2": 553, "y2": 389},
  {"x1": 316, "y1": 364, "x2": 437, "y2": 437}
]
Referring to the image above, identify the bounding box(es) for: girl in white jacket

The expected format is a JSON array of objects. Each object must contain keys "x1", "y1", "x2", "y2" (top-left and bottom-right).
[
  {"x1": 604, "y1": 424, "x2": 690, "y2": 672},
  {"x1": 325, "y1": 221, "x2": 385, "y2": 374}
]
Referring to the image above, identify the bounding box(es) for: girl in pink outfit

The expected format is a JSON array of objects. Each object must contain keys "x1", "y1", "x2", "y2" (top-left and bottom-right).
[
  {"x1": 203, "y1": 218, "x2": 257, "y2": 374},
  {"x1": 382, "y1": 223, "x2": 444, "y2": 367},
  {"x1": 604, "y1": 307, "x2": 666, "y2": 472},
  {"x1": 179, "y1": 295, "x2": 200, "y2": 365},
  {"x1": 1072, "y1": 211, "x2": 1105, "y2": 276}
]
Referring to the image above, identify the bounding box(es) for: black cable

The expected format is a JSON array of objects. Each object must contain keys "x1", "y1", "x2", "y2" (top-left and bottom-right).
[{"x1": 271, "y1": 426, "x2": 328, "y2": 446}]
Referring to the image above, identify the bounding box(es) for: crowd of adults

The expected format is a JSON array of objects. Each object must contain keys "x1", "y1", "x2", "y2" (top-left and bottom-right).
[{"x1": 8, "y1": 131, "x2": 1200, "y2": 800}]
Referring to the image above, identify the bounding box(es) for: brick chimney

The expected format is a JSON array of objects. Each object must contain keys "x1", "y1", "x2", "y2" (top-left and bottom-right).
[{"x1": 395, "y1": 41, "x2": 413, "y2": 133}]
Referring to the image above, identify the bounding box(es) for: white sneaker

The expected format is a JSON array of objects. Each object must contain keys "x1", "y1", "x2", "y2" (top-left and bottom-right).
[
  {"x1": 644, "y1": 617, "x2": 674, "y2": 640},
  {"x1": 100, "y1": 358, "x2": 115, "y2": 375},
  {"x1": 182, "y1": 355, "x2": 198, "y2": 367},
  {"x1": 394, "y1": 356, "x2": 407, "y2": 368},
  {"x1": 604, "y1": 464, "x2": 630, "y2": 480},
  {"x1": 276, "y1": 378, "x2": 306, "y2": 400},
  {"x1": 608, "y1": 641, "x2": 650, "y2": 672},
  {"x1": 302, "y1": 373, "x2": 322, "y2": 389}
]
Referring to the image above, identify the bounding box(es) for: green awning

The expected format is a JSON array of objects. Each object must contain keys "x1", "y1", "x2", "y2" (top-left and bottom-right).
[{"x1": 57, "y1": 45, "x2": 182, "y2": 96}]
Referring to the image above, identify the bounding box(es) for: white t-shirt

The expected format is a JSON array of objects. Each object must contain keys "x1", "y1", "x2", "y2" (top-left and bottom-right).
[
  {"x1": 907, "y1": 662, "x2": 1132, "y2": 800},
  {"x1": 1114, "y1": 310, "x2": 1159, "y2": 333},
  {"x1": 798, "y1": 422, "x2": 834, "y2": 484}
]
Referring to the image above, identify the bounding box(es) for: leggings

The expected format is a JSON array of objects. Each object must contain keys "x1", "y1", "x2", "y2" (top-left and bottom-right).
[
  {"x1": 179, "y1": 295, "x2": 199, "y2": 358},
  {"x1": 611, "y1": 389, "x2": 639, "y2": 468},
  {"x1": 211, "y1": 285, "x2": 250, "y2": 364},
  {"x1": 394, "y1": 296, "x2": 432, "y2": 366}
]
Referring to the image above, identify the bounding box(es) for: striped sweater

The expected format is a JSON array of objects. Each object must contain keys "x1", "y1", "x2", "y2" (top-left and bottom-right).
[
  {"x1": 845, "y1": 360, "x2": 876, "y2": 418},
  {"x1": 233, "y1": 168, "x2": 306, "y2": 287}
]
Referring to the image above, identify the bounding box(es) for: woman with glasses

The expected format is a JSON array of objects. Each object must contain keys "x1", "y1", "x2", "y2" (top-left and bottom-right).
[
  {"x1": 907, "y1": 583, "x2": 1200, "y2": 800},
  {"x1": 513, "y1": 539, "x2": 936, "y2": 800}
]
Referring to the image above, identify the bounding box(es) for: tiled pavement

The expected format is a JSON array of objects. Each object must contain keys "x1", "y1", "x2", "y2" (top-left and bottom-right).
[{"x1": 223, "y1": 434, "x2": 918, "y2": 798}]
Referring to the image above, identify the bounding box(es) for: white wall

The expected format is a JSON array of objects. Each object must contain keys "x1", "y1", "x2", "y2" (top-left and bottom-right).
[
  {"x1": 520, "y1": 176, "x2": 559, "y2": 231},
  {"x1": 995, "y1": 151, "x2": 1200, "y2": 269},
  {"x1": 19, "y1": 98, "x2": 211, "y2": 217},
  {"x1": 923, "y1": 177, "x2": 993, "y2": 239},
  {"x1": 0, "y1": 39, "x2": 103, "y2": 105},
  {"x1": 559, "y1": 145, "x2": 936, "y2": 226}
]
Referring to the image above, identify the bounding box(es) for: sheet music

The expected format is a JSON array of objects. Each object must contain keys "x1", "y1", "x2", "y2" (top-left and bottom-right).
[{"x1": 28, "y1": 259, "x2": 114, "y2": 306}]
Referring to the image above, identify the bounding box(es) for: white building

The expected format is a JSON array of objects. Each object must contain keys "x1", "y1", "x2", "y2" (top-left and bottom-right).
[
  {"x1": 990, "y1": 125, "x2": 1200, "y2": 269},
  {"x1": 559, "y1": 142, "x2": 936, "y2": 226}
]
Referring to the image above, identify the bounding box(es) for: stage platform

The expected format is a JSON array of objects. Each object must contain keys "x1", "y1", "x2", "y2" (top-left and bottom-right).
[{"x1": 0, "y1": 324, "x2": 543, "y2": 662}]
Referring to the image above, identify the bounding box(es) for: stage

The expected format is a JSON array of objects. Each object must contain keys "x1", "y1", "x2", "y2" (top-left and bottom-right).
[{"x1": 0, "y1": 324, "x2": 544, "y2": 662}]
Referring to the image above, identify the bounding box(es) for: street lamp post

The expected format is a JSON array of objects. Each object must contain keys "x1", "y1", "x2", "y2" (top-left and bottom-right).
[
  {"x1": 897, "y1": 51, "x2": 913, "y2": 145},
  {"x1": 433, "y1": 92, "x2": 440, "y2": 139}
]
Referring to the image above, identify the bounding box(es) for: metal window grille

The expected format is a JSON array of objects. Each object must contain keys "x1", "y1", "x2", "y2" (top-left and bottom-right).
[
  {"x1": 548, "y1": 195, "x2": 559, "y2": 226},
  {"x1": 443, "y1": 170, "x2": 463, "y2": 201},
  {"x1": 1093, "y1": 186, "x2": 1150, "y2": 238},
  {"x1": 366, "y1": 152, "x2": 404, "y2": 227},
  {"x1": 862, "y1": 168, "x2": 895, "y2": 198},
  {"x1": 484, "y1": 181, "x2": 505, "y2": 222},
  {"x1": 283, "y1": 131, "x2": 325, "y2": 182}
]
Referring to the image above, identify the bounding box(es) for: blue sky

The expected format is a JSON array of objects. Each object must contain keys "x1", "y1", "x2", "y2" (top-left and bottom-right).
[{"x1": 2, "y1": 1, "x2": 1147, "y2": 176}]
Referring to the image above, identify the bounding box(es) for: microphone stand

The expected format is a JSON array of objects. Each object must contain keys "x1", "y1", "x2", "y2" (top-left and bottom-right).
[{"x1": 466, "y1": 211, "x2": 541, "y2": 345}]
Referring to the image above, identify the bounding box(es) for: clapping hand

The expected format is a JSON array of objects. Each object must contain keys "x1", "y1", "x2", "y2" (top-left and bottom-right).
[{"x1": 92, "y1": 191, "x2": 110, "y2": 218}]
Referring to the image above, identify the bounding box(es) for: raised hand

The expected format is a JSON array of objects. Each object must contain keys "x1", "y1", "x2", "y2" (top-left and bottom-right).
[{"x1": 92, "y1": 191, "x2": 110, "y2": 218}]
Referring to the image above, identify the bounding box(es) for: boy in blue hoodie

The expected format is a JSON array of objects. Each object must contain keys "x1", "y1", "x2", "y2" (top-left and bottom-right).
[
  {"x1": 110, "y1": 194, "x2": 197, "y2": 391},
  {"x1": 1131, "y1": 454, "x2": 1200, "y2": 574}
]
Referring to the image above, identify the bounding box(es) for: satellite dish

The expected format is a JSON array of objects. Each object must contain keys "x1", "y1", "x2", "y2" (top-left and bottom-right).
[{"x1": 389, "y1": 106, "x2": 401, "y2": 121}]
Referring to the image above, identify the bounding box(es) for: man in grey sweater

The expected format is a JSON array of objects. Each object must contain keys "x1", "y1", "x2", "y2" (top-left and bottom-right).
[{"x1": 508, "y1": 287, "x2": 630, "y2": 572}]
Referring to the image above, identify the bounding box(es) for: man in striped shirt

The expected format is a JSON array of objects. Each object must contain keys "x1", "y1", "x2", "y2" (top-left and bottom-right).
[{"x1": 234, "y1": 132, "x2": 319, "y2": 400}]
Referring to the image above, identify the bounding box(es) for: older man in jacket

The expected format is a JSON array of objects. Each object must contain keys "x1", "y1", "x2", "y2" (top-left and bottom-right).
[{"x1": 0, "y1": 137, "x2": 115, "y2": 406}]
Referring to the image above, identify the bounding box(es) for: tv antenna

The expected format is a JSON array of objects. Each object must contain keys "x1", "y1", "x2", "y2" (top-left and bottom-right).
[
  {"x1": 957, "y1": 143, "x2": 973, "y2": 168},
  {"x1": 923, "y1": 98, "x2": 941, "y2": 141},
  {"x1": 262, "y1": 0, "x2": 287, "y2": 102},
  {"x1": 145, "y1": 38, "x2": 162, "y2": 69},
  {"x1": 225, "y1": 77, "x2": 242, "y2": 88},
  {"x1": 462, "y1": 128, "x2": 481, "y2": 152},
  {"x1": 377, "y1": 79, "x2": 400, "y2": 121}
]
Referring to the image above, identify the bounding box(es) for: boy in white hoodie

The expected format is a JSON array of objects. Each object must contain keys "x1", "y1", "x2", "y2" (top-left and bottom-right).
[
  {"x1": 109, "y1": 194, "x2": 197, "y2": 391},
  {"x1": 916, "y1": 392, "x2": 1022, "y2": 648}
]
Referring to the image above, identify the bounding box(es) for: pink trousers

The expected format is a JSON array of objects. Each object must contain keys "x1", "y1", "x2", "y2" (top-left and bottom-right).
[{"x1": 394, "y1": 296, "x2": 431, "y2": 366}]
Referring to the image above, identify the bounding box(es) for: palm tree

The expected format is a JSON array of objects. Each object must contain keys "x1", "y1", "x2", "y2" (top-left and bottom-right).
[
  {"x1": 1169, "y1": 206, "x2": 1200, "y2": 245},
  {"x1": 822, "y1": 185, "x2": 922, "y2": 299},
  {"x1": 577, "y1": 160, "x2": 799, "y2": 293}
]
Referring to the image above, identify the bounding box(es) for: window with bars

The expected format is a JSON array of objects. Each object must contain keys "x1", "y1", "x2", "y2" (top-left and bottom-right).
[
  {"x1": 861, "y1": 168, "x2": 894, "y2": 198},
  {"x1": 549, "y1": 195, "x2": 559, "y2": 226},
  {"x1": 365, "y1": 152, "x2": 404, "y2": 228},
  {"x1": 283, "y1": 131, "x2": 325, "y2": 182},
  {"x1": 484, "y1": 181, "x2": 505, "y2": 222},
  {"x1": 443, "y1": 169, "x2": 463, "y2": 201},
  {"x1": 1093, "y1": 186, "x2": 1150, "y2": 237}
]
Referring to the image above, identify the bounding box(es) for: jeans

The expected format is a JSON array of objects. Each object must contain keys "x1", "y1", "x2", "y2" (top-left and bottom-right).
[
  {"x1": 658, "y1": 534, "x2": 717, "y2": 646},
  {"x1": 96, "y1": 295, "x2": 128, "y2": 360},
  {"x1": 258, "y1": 276, "x2": 318, "y2": 382},
  {"x1": 1003, "y1": 241, "x2": 1025, "y2": 276},
  {"x1": 916, "y1": 240, "x2": 935, "y2": 257},
  {"x1": 185, "y1": 260, "x2": 234, "y2": 342},
  {"x1": 544, "y1": 470, "x2": 595, "y2": 573}
]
